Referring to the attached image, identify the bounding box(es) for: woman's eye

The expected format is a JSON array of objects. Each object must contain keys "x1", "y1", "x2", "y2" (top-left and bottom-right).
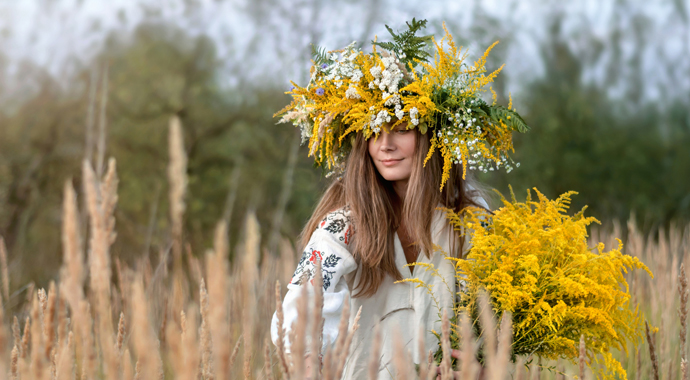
[{"x1": 395, "y1": 128, "x2": 409, "y2": 134}]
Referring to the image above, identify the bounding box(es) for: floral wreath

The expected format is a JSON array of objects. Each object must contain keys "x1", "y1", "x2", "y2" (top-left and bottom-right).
[{"x1": 275, "y1": 19, "x2": 529, "y2": 190}]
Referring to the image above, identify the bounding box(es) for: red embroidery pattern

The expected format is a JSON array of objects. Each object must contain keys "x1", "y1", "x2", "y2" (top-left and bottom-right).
[
  {"x1": 309, "y1": 250, "x2": 322, "y2": 264},
  {"x1": 289, "y1": 207, "x2": 352, "y2": 290},
  {"x1": 343, "y1": 226, "x2": 351, "y2": 245}
]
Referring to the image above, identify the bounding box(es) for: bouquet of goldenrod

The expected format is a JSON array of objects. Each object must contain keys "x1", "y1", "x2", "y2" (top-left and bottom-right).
[{"x1": 441, "y1": 188, "x2": 652, "y2": 379}]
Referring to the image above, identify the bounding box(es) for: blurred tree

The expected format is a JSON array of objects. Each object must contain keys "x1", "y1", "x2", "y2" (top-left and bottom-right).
[
  {"x1": 0, "y1": 22, "x2": 330, "y2": 286},
  {"x1": 100, "y1": 22, "x2": 327, "y2": 265},
  {"x1": 0, "y1": 62, "x2": 86, "y2": 287},
  {"x1": 483, "y1": 18, "x2": 690, "y2": 232}
]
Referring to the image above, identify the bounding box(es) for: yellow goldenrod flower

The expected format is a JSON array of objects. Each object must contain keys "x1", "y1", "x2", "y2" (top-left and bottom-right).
[
  {"x1": 275, "y1": 20, "x2": 529, "y2": 187},
  {"x1": 431, "y1": 188, "x2": 652, "y2": 379}
]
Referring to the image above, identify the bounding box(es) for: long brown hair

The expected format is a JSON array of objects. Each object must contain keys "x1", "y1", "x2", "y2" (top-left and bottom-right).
[{"x1": 299, "y1": 128, "x2": 485, "y2": 297}]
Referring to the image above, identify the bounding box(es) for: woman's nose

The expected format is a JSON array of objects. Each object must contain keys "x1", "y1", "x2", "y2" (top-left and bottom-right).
[{"x1": 379, "y1": 131, "x2": 395, "y2": 151}]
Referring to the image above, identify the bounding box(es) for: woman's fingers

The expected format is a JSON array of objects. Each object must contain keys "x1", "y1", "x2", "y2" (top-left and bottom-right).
[{"x1": 435, "y1": 370, "x2": 462, "y2": 379}]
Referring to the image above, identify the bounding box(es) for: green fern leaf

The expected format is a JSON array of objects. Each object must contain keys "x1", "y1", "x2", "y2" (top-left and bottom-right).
[
  {"x1": 372, "y1": 18, "x2": 433, "y2": 69},
  {"x1": 311, "y1": 44, "x2": 331, "y2": 66}
]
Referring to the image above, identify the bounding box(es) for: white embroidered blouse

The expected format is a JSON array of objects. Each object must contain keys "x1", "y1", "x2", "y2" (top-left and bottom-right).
[{"x1": 271, "y1": 199, "x2": 487, "y2": 380}]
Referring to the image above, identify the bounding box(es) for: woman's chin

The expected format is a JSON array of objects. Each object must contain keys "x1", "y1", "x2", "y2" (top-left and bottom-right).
[{"x1": 379, "y1": 172, "x2": 409, "y2": 183}]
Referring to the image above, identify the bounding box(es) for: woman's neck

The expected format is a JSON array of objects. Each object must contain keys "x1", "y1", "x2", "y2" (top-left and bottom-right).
[{"x1": 392, "y1": 179, "x2": 408, "y2": 202}]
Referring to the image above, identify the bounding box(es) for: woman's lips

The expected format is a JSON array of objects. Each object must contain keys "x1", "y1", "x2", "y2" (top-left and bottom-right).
[{"x1": 381, "y1": 158, "x2": 403, "y2": 167}]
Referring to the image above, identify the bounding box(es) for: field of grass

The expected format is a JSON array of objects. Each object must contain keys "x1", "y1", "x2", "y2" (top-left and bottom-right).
[{"x1": 0, "y1": 117, "x2": 687, "y2": 380}]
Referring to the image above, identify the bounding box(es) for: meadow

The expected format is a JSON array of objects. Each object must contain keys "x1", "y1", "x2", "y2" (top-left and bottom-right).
[{"x1": 0, "y1": 117, "x2": 687, "y2": 380}]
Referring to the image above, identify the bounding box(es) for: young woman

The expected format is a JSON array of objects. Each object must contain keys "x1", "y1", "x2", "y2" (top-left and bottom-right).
[
  {"x1": 271, "y1": 20, "x2": 527, "y2": 379},
  {"x1": 270, "y1": 120, "x2": 488, "y2": 379}
]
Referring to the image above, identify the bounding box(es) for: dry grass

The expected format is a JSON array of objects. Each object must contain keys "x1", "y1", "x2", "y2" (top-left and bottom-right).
[{"x1": 0, "y1": 117, "x2": 687, "y2": 379}]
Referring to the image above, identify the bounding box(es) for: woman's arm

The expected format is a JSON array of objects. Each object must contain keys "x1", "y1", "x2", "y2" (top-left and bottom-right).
[{"x1": 271, "y1": 209, "x2": 357, "y2": 356}]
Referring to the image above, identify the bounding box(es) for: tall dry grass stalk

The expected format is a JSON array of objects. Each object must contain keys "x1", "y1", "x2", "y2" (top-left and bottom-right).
[
  {"x1": 515, "y1": 357, "x2": 526, "y2": 380},
  {"x1": 229, "y1": 336, "x2": 242, "y2": 374},
  {"x1": 242, "y1": 213, "x2": 261, "y2": 379},
  {"x1": 122, "y1": 349, "x2": 134, "y2": 380},
  {"x1": 478, "y1": 292, "x2": 496, "y2": 371},
  {"x1": 56, "y1": 332, "x2": 74, "y2": 380},
  {"x1": 60, "y1": 181, "x2": 85, "y2": 313},
  {"x1": 116, "y1": 312, "x2": 125, "y2": 354},
  {"x1": 264, "y1": 338, "x2": 274, "y2": 380},
  {"x1": 83, "y1": 158, "x2": 119, "y2": 380},
  {"x1": 459, "y1": 311, "x2": 479, "y2": 380},
  {"x1": 334, "y1": 305, "x2": 362, "y2": 380},
  {"x1": 21, "y1": 317, "x2": 30, "y2": 361},
  {"x1": 290, "y1": 281, "x2": 309, "y2": 379},
  {"x1": 274, "y1": 281, "x2": 290, "y2": 379},
  {"x1": 80, "y1": 301, "x2": 96, "y2": 380},
  {"x1": 490, "y1": 312, "x2": 513, "y2": 380},
  {"x1": 131, "y1": 277, "x2": 162, "y2": 380},
  {"x1": 30, "y1": 297, "x2": 47, "y2": 380},
  {"x1": 0, "y1": 235, "x2": 9, "y2": 302},
  {"x1": 392, "y1": 327, "x2": 412, "y2": 380},
  {"x1": 164, "y1": 314, "x2": 182, "y2": 376},
  {"x1": 181, "y1": 307, "x2": 201, "y2": 380},
  {"x1": 11, "y1": 344, "x2": 19, "y2": 380},
  {"x1": 680, "y1": 264, "x2": 688, "y2": 380},
  {"x1": 207, "y1": 220, "x2": 231, "y2": 379},
  {"x1": 57, "y1": 290, "x2": 68, "y2": 350},
  {"x1": 579, "y1": 335, "x2": 586, "y2": 380},
  {"x1": 199, "y1": 279, "x2": 213, "y2": 379},
  {"x1": 440, "y1": 309, "x2": 452, "y2": 380},
  {"x1": 368, "y1": 324, "x2": 382, "y2": 380},
  {"x1": 2, "y1": 113, "x2": 688, "y2": 380},
  {"x1": 168, "y1": 115, "x2": 188, "y2": 267}
]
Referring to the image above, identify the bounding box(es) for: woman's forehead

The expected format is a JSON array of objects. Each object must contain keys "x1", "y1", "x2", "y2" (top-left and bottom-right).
[{"x1": 382, "y1": 121, "x2": 410, "y2": 131}]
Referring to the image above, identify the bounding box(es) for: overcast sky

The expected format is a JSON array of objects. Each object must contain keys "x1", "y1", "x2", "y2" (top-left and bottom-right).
[{"x1": 1, "y1": 0, "x2": 688, "y2": 104}]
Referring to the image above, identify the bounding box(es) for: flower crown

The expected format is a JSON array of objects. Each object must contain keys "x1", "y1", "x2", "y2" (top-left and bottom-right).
[{"x1": 275, "y1": 19, "x2": 529, "y2": 190}]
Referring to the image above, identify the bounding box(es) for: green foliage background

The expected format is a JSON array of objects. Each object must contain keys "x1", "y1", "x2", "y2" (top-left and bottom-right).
[{"x1": 0, "y1": 1, "x2": 688, "y2": 287}]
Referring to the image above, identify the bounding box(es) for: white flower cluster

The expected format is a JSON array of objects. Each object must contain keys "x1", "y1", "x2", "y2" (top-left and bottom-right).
[
  {"x1": 346, "y1": 69, "x2": 364, "y2": 99},
  {"x1": 368, "y1": 55, "x2": 403, "y2": 94},
  {"x1": 439, "y1": 101, "x2": 520, "y2": 174},
  {"x1": 409, "y1": 107, "x2": 419, "y2": 126},
  {"x1": 394, "y1": 103, "x2": 404, "y2": 120},
  {"x1": 383, "y1": 93, "x2": 405, "y2": 121},
  {"x1": 311, "y1": 43, "x2": 367, "y2": 101},
  {"x1": 364, "y1": 54, "x2": 406, "y2": 133},
  {"x1": 315, "y1": 42, "x2": 361, "y2": 88},
  {"x1": 369, "y1": 109, "x2": 392, "y2": 133}
]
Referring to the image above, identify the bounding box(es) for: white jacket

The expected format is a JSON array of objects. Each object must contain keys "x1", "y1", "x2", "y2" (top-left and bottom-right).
[{"x1": 271, "y1": 201, "x2": 484, "y2": 379}]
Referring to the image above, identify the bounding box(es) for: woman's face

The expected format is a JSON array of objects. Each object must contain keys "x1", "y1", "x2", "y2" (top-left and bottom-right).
[{"x1": 367, "y1": 122, "x2": 416, "y2": 187}]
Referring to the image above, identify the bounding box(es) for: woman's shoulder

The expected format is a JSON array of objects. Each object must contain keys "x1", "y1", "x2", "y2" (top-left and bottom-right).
[{"x1": 313, "y1": 205, "x2": 353, "y2": 245}]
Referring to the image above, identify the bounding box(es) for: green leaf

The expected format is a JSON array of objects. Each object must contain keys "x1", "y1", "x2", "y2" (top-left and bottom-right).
[
  {"x1": 311, "y1": 44, "x2": 332, "y2": 66},
  {"x1": 489, "y1": 105, "x2": 530, "y2": 133},
  {"x1": 419, "y1": 122, "x2": 428, "y2": 134},
  {"x1": 371, "y1": 18, "x2": 434, "y2": 70}
]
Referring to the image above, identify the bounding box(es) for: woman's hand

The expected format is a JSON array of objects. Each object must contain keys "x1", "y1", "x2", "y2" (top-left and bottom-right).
[
  {"x1": 303, "y1": 352, "x2": 322, "y2": 380},
  {"x1": 434, "y1": 349, "x2": 486, "y2": 380}
]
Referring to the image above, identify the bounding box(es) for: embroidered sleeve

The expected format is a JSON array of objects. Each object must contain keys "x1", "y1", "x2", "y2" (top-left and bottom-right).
[
  {"x1": 289, "y1": 207, "x2": 354, "y2": 291},
  {"x1": 271, "y1": 207, "x2": 357, "y2": 354}
]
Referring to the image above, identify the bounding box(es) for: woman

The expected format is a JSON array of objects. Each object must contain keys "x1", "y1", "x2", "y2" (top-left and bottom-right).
[
  {"x1": 272, "y1": 120, "x2": 488, "y2": 379},
  {"x1": 271, "y1": 20, "x2": 527, "y2": 379}
]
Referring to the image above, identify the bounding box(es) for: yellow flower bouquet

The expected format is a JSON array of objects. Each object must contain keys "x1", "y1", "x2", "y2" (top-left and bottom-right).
[{"x1": 439, "y1": 188, "x2": 652, "y2": 378}]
